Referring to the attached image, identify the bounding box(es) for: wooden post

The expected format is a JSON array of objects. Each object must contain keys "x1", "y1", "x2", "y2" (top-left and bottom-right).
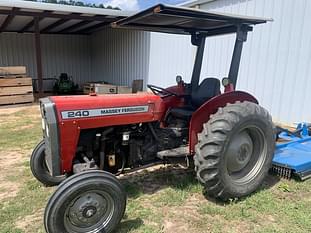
[{"x1": 34, "y1": 17, "x2": 43, "y2": 96}]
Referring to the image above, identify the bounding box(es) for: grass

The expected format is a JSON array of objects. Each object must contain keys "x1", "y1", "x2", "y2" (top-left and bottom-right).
[{"x1": 0, "y1": 105, "x2": 310, "y2": 233}]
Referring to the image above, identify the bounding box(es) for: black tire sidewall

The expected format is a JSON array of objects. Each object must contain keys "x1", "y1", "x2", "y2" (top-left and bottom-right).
[
  {"x1": 45, "y1": 171, "x2": 126, "y2": 233},
  {"x1": 194, "y1": 101, "x2": 275, "y2": 200},
  {"x1": 218, "y1": 116, "x2": 274, "y2": 196},
  {"x1": 30, "y1": 140, "x2": 65, "y2": 186}
]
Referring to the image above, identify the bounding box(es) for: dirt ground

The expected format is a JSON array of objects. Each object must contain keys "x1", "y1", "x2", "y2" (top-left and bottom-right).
[{"x1": 0, "y1": 104, "x2": 310, "y2": 233}]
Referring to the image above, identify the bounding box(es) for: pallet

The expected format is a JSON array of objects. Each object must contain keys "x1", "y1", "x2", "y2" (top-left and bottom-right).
[
  {"x1": 0, "y1": 73, "x2": 34, "y2": 105},
  {"x1": 0, "y1": 86, "x2": 33, "y2": 96},
  {"x1": 0, "y1": 66, "x2": 26, "y2": 76},
  {"x1": 0, "y1": 94, "x2": 34, "y2": 105},
  {"x1": 0, "y1": 75, "x2": 27, "y2": 79},
  {"x1": 0, "y1": 77, "x2": 32, "y2": 87}
]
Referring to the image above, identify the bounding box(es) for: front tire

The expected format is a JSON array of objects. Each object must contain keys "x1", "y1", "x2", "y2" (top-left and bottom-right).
[
  {"x1": 44, "y1": 170, "x2": 126, "y2": 233},
  {"x1": 194, "y1": 101, "x2": 275, "y2": 200},
  {"x1": 30, "y1": 140, "x2": 66, "y2": 186}
]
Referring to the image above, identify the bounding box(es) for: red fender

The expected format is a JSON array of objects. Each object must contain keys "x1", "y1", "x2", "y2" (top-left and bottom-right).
[{"x1": 189, "y1": 91, "x2": 258, "y2": 154}]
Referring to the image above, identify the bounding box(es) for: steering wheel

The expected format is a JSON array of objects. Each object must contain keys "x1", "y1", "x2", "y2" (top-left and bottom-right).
[{"x1": 147, "y1": 84, "x2": 178, "y2": 97}]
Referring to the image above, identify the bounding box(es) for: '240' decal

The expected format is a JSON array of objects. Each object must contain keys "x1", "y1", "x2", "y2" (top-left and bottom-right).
[{"x1": 66, "y1": 110, "x2": 90, "y2": 118}]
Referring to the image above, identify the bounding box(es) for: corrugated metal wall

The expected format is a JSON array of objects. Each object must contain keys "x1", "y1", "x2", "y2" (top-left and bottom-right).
[
  {"x1": 198, "y1": 0, "x2": 311, "y2": 124},
  {"x1": 148, "y1": 32, "x2": 195, "y2": 87},
  {"x1": 91, "y1": 28, "x2": 150, "y2": 87},
  {"x1": 149, "y1": 0, "x2": 311, "y2": 124},
  {"x1": 0, "y1": 32, "x2": 91, "y2": 91}
]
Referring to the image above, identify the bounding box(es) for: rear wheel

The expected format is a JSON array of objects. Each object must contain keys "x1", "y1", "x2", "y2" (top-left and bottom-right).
[
  {"x1": 194, "y1": 101, "x2": 275, "y2": 200},
  {"x1": 44, "y1": 170, "x2": 126, "y2": 233},
  {"x1": 30, "y1": 140, "x2": 66, "y2": 186}
]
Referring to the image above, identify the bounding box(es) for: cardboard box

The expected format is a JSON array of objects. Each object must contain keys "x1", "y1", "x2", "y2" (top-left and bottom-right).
[
  {"x1": 117, "y1": 86, "x2": 132, "y2": 94},
  {"x1": 84, "y1": 83, "x2": 117, "y2": 94}
]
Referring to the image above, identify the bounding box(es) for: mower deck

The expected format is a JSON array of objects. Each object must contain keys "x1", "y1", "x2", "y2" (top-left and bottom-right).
[{"x1": 273, "y1": 123, "x2": 311, "y2": 180}]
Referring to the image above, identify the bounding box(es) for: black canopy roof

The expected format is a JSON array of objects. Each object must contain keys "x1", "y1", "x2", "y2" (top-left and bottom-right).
[{"x1": 112, "y1": 4, "x2": 272, "y2": 36}]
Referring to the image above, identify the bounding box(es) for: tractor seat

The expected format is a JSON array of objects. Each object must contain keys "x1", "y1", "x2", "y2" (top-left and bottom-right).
[
  {"x1": 169, "y1": 78, "x2": 221, "y2": 121},
  {"x1": 169, "y1": 107, "x2": 194, "y2": 121}
]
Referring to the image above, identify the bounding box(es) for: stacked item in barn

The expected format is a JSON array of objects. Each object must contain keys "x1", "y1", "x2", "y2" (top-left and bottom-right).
[
  {"x1": 0, "y1": 66, "x2": 34, "y2": 105},
  {"x1": 83, "y1": 79, "x2": 143, "y2": 94}
]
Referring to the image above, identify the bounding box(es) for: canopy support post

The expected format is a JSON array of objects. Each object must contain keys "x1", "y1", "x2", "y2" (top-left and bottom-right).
[
  {"x1": 228, "y1": 25, "x2": 250, "y2": 89},
  {"x1": 190, "y1": 33, "x2": 206, "y2": 93},
  {"x1": 34, "y1": 17, "x2": 43, "y2": 97}
]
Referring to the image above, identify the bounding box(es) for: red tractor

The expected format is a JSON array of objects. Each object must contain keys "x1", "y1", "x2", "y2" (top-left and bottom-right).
[{"x1": 30, "y1": 5, "x2": 274, "y2": 233}]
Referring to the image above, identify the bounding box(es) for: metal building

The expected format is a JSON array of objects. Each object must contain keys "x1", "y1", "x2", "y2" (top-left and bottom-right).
[
  {"x1": 149, "y1": 0, "x2": 311, "y2": 124},
  {"x1": 0, "y1": 0, "x2": 150, "y2": 93},
  {"x1": 1, "y1": 0, "x2": 310, "y2": 124}
]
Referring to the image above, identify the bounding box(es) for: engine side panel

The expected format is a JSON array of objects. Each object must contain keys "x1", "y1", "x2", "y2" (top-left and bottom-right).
[
  {"x1": 189, "y1": 91, "x2": 258, "y2": 154},
  {"x1": 50, "y1": 93, "x2": 183, "y2": 173}
]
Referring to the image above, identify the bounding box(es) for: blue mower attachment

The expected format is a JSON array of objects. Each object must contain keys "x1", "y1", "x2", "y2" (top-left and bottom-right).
[{"x1": 273, "y1": 123, "x2": 311, "y2": 180}]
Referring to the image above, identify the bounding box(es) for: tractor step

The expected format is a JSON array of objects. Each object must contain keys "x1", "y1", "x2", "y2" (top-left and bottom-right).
[{"x1": 157, "y1": 146, "x2": 188, "y2": 160}]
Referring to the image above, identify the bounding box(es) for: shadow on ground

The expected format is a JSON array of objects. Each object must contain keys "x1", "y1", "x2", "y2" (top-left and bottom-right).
[
  {"x1": 115, "y1": 218, "x2": 144, "y2": 233},
  {"x1": 119, "y1": 164, "x2": 281, "y2": 202},
  {"x1": 119, "y1": 164, "x2": 198, "y2": 199}
]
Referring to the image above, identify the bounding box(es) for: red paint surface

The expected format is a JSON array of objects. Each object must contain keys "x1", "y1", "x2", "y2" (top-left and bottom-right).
[
  {"x1": 51, "y1": 85, "x2": 186, "y2": 173},
  {"x1": 51, "y1": 87, "x2": 257, "y2": 173},
  {"x1": 188, "y1": 91, "x2": 258, "y2": 154}
]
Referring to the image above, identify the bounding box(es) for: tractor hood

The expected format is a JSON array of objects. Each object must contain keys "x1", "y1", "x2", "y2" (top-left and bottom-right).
[{"x1": 47, "y1": 93, "x2": 163, "y2": 123}]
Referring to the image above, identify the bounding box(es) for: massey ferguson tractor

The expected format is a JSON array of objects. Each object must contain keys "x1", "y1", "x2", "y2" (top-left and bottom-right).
[{"x1": 30, "y1": 5, "x2": 274, "y2": 233}]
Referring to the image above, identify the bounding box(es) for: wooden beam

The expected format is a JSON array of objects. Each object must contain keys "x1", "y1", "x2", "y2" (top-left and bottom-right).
[
  {"x1": 20, "y1": 18, "x2": 36, "y2": 33},
  {"x1": 0, "y1": 7, "x2": 19, "y2": 32},
  {"x1": 76, "y1": 21, "x2": 111, "y2": 34},
  {"x1": 0, "y1": 9, "x2": 113, "y2": 21},
  {"x1": 58, "y1": 20, "x2": 93, "y2": 33},
  {"x1": 19, "y1": 11, "x2": 50, "y2": 33},
  {"x1": 40, "y1": 13, "x2": 81, "y2": 33},
  {"x1": 34, "y1": 17, "x2": 43, "y2": 96},
  {"x1": 41, "y1": 18, "x2": 69, "y2": 33}
]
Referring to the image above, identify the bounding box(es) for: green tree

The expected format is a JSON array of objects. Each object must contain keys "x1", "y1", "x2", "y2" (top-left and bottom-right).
[{"x1": 24, "y1": 0, "x2": 120, "y2": 10}]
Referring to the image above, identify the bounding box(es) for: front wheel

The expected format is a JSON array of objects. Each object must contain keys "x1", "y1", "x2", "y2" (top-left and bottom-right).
[
  {"x1": 194, "y1": 101, "x2": 275, "y2": 200},
  {"x1": 30, "y1": 140, "x2": 66, "y2": 186},
  {"x1": 44, "y1": 170, "x2": 126, "y2": 233}
]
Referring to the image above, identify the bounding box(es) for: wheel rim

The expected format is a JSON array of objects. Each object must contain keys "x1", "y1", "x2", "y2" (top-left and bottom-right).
[
  {"x1": 64, "y1": 190, "x2": 114, "y2": 233},
  {"x1": 225, "y1": 125, "x2": 267, "y2": 184}
]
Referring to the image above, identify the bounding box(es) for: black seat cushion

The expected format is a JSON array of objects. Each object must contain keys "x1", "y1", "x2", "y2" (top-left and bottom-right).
[
  {"x1": 191, "y1": 78, "x2": 220, "y2": 108},
  {"x1": 168, "y1": 78, "x2": 220, "y2": 121},
  {"x1": 169, "y1": 107, "x2": 194, "y2": 120}
]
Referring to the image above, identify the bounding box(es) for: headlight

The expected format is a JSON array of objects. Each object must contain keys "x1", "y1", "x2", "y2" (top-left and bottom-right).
[
  {"x1": 45, "y1": 123, "x2": 49, "y2": 137},
  {"x1": 222, "y1": 77, "x2": 230, "y2": 86},
  {"x1": 42, "y1": 118, "x2": 46, "y2": 130},
  {"x1": 42, "y1": 118, "x2": 49, "y2": 137}
]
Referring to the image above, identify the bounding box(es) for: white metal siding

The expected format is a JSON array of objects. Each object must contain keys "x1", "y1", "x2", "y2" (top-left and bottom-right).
[
  {"x1": 149, "y1": 0, "x2": 311, "y2": 124},
  {"x1": 91, "y1": 28, "x2": 150, "y2": 87},
  {"x1": 148, "y1": 32, "x2": 195, "y2": 87},
  {"x1": 199, "y1": 0, "x2": 311, "y2": 124},
  {"x1": 0, "y1": 33, "x2": 91, "y2": 90}
]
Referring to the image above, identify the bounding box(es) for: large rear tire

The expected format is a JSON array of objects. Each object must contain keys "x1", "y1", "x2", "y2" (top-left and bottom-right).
[
  {"x1": 30, "y1": 140, "x2": 66, "y2": 186},
  {"x1": 194, "y1": 101, "x2": 275, "y2": 200},
  {"x1": 44, "y1": 170, "x2": 126, "y2": 233}
]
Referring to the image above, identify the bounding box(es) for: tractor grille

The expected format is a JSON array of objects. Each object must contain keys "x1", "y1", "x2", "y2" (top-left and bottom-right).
[{"x1": 40, "y1": 98, "x2": 61, "y2": 176}]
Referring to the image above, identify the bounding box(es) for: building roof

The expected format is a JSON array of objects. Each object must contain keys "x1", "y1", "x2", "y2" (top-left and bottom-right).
[
  {"x1": 180, "y1": 0, "x2": 216, "y2": 7},
  {"x1": 0, "y1": 0, "x2": 133, "y2": 35},
  {"x1": 113, "y1": 4, "x2": 272, "y2": 36}
]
